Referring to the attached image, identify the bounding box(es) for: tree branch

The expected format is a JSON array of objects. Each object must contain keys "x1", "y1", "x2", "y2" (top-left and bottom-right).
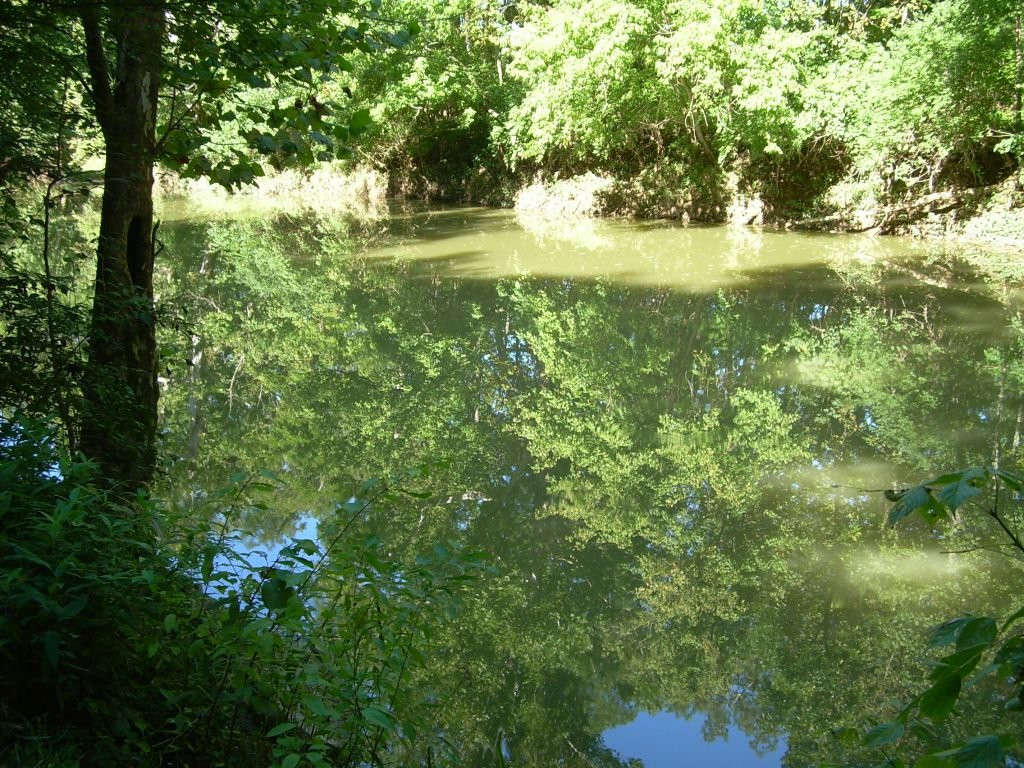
[
  {"x1": 989, "y1": 507, "x2": 1024, "y2": 556},
  {"x1": 79, "y1": 6, "x2": 114, "y2": 131}
]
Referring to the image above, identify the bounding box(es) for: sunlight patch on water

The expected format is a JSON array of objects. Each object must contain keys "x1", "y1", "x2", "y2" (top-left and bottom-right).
[
  {"x1": 844, "y1": 549, "x2": 967, "y2": 585},
  {"x1": 362, "y1": 207, "x2": 923, "y2": 292}
]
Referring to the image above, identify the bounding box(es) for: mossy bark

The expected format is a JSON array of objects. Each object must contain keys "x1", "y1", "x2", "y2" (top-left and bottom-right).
[{"x1": 79, "y1": 4, "x2": 165, "y2": 490}]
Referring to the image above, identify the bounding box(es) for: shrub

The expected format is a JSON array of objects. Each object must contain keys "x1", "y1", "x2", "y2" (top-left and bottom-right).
[{"x1": 0, "y1": 419, "x2": 489, "y2": 767}]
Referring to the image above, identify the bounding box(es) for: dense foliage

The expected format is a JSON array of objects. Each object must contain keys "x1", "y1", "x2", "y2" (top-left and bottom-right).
[
  {"x1": 343, "y1": 0, "x2": 1022, "y2": 219},
  {"x1": 2, "y1": 0, "x2": 1024, "y2": 765},
  {"x1": 0, "y1": 416, "x2": 488, "y2": 767}
]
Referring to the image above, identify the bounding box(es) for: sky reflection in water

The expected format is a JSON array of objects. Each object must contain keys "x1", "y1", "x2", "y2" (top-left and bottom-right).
[{"x1": 604, "y1": 711, "x2": 786, "y2": 767}]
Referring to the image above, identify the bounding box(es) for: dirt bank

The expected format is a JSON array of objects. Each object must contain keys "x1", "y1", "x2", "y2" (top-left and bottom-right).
[{"x1": 507, "y1": 170, "x2": 1024, "y2": 250}]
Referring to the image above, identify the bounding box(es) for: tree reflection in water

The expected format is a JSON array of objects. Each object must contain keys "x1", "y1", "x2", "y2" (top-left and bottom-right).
[{"x1": 156, "y1": 207, "x2": 1024, "y2": 767}]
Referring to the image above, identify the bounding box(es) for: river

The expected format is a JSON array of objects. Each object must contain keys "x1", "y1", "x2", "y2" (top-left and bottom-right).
[{"x1": 155, "y1": 203, "x2": 1024, "y2": 767}]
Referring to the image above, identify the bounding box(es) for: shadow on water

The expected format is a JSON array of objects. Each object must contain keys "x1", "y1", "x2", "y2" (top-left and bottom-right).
[{"x1": 155, "y1": 204, "x2": 1024, "y2": 768}]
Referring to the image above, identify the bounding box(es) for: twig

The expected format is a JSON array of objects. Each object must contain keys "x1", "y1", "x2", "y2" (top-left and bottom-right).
[
  {"x1": 988, "y1": 505, "x2": 1024, "y2": 556},
  {"x1": 940, "y1": 544, "x2": 1020, "y2": 559},
  {"x1": 227, "y1": 352, "x2": 244, "y2": 413}
]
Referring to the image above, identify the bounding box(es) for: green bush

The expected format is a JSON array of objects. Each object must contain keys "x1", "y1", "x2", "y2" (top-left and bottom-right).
[{"x1": 0, "y1": 419, "x2": 489, "y2": 767}]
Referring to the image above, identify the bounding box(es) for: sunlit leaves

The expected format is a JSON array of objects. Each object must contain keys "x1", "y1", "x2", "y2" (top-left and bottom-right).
[
  {"x1": 887, "y1": 468, "x2": 1005, "y2": 525},
  {"x1": 835, "y1": 0, "x2": 1022, "y2": 194},
  {"x1": 503, "y1": 0, "x2": 659, "y2": 169},
  {"x1": 149, "y1": 0, "x2": 422, "y2": 188},
  {"x1": 338, "y1": 0, "x2": 507, "y2": 194},
  {"x1": 889, "y1": 485, "x2": 945, "y2": 525}
]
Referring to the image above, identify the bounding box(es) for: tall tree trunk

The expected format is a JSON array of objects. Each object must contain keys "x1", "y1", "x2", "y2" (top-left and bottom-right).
[{"x1": 79, "y1": 4, "x2": 165, "y2": 490}]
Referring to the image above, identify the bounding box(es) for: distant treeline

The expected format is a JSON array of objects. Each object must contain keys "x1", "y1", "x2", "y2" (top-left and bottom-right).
[{"x1": 342, "y1": 0, "x2": 1022, "y2": 220}]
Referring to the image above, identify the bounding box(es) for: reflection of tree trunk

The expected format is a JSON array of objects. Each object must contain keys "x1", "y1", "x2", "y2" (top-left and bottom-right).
[
  {"x1": 994, "y1": 358, "x2": 1008, "y2": 470},
  {"x1": 664, "y1": 301, "x2": 703, "y2": 414},
  {"x1": 187, "y1": 336, "x2": 204, "y2": 459},
  {"x1": 42, "y1": 178, "x2": 79, "y2": 453},
  {"x1": 187, "y1": 253, "x2": 211, "y2": 459},
  {"x1": 79, "y1": 4, "x2": 165, "y2": 490},
  {"x1": 1012, "y1": 398, "x2": 1023, "y2": 459}
]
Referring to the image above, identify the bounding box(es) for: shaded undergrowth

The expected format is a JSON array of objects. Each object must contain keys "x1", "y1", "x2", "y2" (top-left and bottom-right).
[{"x1": 0, "y1": 419, "x2": 489, "y2": 768}]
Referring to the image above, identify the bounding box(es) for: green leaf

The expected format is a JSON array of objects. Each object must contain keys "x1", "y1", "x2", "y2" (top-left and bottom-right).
[
  {"x1": 164, "y1": 613, "x2": 178, "y2": 632},
  {"x1": 831, "y1": 726, "x2": 861, "y2": 747},
  {"x1": 930, "y1": 618, "x2": 971, "y2": 649},
  {"x1": 929, "y1": 647, "x2": 984, "y2": 682},
  {"x1": 281, "y1": 754, "x2": 301, "y2": 768},
  {"x1": 58, "y1": 595, "x2": 87, "y2": 620},
  {"x1": 267, "y1": 722, "x2": 297, "y2": 738},
  {"x1": 915, "y1": 493, "x2": 948, "y2": 522},
  {"x1": 993, "y1": 468, "x2": 1024, "y2": 491},
  {"x1": 993, "y1": 636, "x2": 1024, "y2": 669},
  {"x1": 955, "y1": 617, "x2": 997, "y2": 651},
  {"x1": 261, "y1": 578, "x2": 296, "y2": 611},
  {"x1": 934, "y1": 736, "x2": 1004, "y2": 768},
  {"x1": 349, "y1": 108, "x2": 372, "y2": 132},
  {"x1": 919, "y1": 674, "x2": 961, "y2": 721},
  {"x1": 889, "y1": 485, "x2": 932, "y2": 524},
  {"x1": 42, "y1": 630, "x2": 60, "y2": 673},
  {"x1": 257, "y1": 134, "x2": 279, "y2": 153},
  {"x1": 864, "y1": 720, "x2": 904, "y2": 747},
  {"x1": 1001, "y1": 604, "x2": 1024, "y2": 630},
  {"x1": 399, "y1": 488, "x2": 432, "y2": 499},
  {"x1": 202, "y1": 546, "x2": 215, "y2": 582},
  {"x1": 362, "y1": 705, "x2": 395, "y2": 731},
  {"x1": 936, "y1": 468, "x2": 987, "y2": 511},
  {"x1": 302, "y1": 695, "x2": 331, "y2": 718},
  {"x1": 291, "y1": 538, "x2": 320, "y2": 555}
]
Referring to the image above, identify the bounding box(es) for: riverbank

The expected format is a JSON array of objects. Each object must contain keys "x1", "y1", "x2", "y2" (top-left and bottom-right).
[
  {"x1": 155, "y1": 164, "x2": 389, "y2": 218},
  {"x1": 152, "y1": 161, "x2": 1024, "y2": 251},
  {"x1": 506, "y1": 169, "x2": 1024, "y2": 250}
]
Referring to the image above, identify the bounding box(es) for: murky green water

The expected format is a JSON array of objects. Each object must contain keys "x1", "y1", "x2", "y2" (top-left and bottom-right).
[{"x1": 156, "y1": 205, "x2": 1024, "y2": 767}]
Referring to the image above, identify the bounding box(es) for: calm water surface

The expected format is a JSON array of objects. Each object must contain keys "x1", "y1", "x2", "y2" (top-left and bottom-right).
[{"x1": 157, "y1": 205, "x2": 1024, "y2": 766}]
